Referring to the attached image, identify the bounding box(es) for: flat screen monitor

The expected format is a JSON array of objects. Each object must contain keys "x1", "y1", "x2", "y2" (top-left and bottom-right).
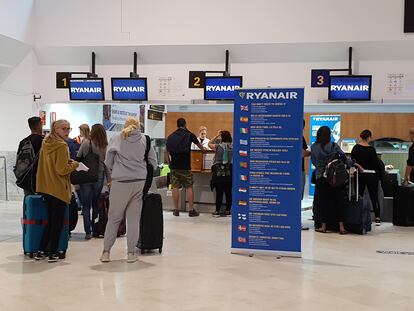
[
  {"x1": 69, "y1": 78, "x2": 105, "y2": 101},
  {"x1": 328, "y1": 75, "x2": 372, "y2": 101},
  {"x1": 204, "y1": 76, "x2": 243, "y2": 100},
  {"x1": 111, "y1": 77, "x2": 148, "y2": 101}
]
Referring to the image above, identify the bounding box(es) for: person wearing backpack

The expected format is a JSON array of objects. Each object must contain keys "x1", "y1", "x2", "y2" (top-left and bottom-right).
[
  {"x1": 208, "y1": 130, "x2": 233, "y2": 217},
  {"x1": 351, "y1": 129, "x2": 382, "y2": 225},
  {"x1": 76, "y1": 124, "x2": 108, "y2": 240},
  {"x1": 311, "y1": 126, "x2": 361, "y2": 234},
  {"x1": 100, "y1": 117, "x2": 157, "y2": 263},
  {"x1": 15, "y1": 117, "x2": 43, "y2": 195}
]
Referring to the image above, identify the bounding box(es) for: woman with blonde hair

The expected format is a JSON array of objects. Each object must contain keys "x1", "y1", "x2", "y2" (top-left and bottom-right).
[
  {"x1": 77, "y1": 123, "x2": 108, "y2": 239},
  {"x1": 101, "y1": 117, "x2": 157, "y2": 263},
  {"x1": 35, "y1": 119, "x2": 79, "y2": 262}
]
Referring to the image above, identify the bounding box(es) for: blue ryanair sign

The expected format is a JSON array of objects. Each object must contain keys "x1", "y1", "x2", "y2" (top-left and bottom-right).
[
  {"x1": 111, "y1": 78, "x2": 148, "y2": 101},
  {"x1": 204, "y1": 76, "x2": 243, "y2": 100},
  {"x1": 69, "y1": 78, "x2": 105, "y2": 101},
  {"x1": 329, "y1": 75, "x2": 372, "y2": 101}
]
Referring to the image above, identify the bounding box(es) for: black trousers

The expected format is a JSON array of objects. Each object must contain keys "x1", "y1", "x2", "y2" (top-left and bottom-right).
[
  {"x1": 314, "y1": 178, "x2": 346, "y2": 224},
  {"x1": 215, "y1": 182, "x2": 232, "y2": 213},
  {"x1": 39, "y1": 195, "x2": 66, "y2": 254},
  {"x1": 359, "y1": 173, "x2": 380, "y2": 218}
]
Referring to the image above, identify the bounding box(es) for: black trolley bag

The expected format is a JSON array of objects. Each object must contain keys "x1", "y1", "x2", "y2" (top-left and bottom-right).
[
  {"x1": 393, "y1": 185, "x2": 414, "y2": 226},
  {"x1": 343, "y1": 168, "x2": 372, "y2": 234},
  {"x1": 137, "y1": 135, "x2": 164, "y2": 254}
]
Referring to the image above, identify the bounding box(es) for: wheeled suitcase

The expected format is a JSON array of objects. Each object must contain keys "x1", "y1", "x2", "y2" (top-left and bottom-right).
[
  {"x1": 393, "y1": 186, "x2": 414, "y2": 226},
  {"x1": 343, "y1": 169, "x2": 371, "y2": 234},
  {"x1": 94, "y1": 192, "x2": 126, "y2": 237},
  {"x1": 22, "y1": 194, "x2": 69, "y2": 258},
  {"x1": 138, "y1": 193, "x2": 163, "y2": 254},
  {"x1": 69, "y1": 193, "x2": 79, "y2": 232}
]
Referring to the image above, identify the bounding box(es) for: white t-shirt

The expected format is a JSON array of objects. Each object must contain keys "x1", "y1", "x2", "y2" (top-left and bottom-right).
[{"x1": 191, "y1": 137, "x2": 211, "y2": 150}]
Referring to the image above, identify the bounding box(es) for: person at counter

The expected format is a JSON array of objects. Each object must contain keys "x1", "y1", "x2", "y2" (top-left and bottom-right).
[
  {"x1": 403, "y1": 127, "x2": 414, "y2": 186},
  {"x1": 351, "y1": 129, "x2": 382, "y2": 225},
  {"x1": 208, "y1": 130, "x2": 233, "y2": 217},
  {"x1": 166, "y1": 118, "x2": 205, "y2": 217},
  {"x1": 191, "y1": 126, "x2": 211, "y2": 150}
]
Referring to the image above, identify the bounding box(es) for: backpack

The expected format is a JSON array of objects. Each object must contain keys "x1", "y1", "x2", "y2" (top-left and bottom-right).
[
  {"x1": 14, "y1": 138, "x2": 38, "y2": 191},
  {"x1": 324, "y1": 156, "x2": 348, "y2": 188}
]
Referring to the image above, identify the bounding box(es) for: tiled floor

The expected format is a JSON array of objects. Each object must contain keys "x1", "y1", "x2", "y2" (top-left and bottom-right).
[{"x1": 0, "y1": 200, "x2": 413, "y2": 311}]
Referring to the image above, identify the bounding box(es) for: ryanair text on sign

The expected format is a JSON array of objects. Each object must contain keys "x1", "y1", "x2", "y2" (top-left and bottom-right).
[
  {"x1": 111, "y1": 78, "x2": 148, "y2": 101},
  {"x1": 329, "y1": 76, "x2": 371, "y2": 100},
  {"x1": 69, "y1": 79, "x2": 104, "y2": 100},
  {"x1": 204, "y1": 76, "x2": 242, "y2": 100}
]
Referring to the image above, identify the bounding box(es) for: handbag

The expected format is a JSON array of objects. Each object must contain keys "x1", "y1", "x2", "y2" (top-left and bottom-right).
[{"x1": 70, "y1": 142, "x2": 99, "y2": 185}]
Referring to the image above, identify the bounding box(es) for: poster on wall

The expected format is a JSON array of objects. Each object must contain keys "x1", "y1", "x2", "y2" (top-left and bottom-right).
[
  {"x1": 50, "y1": 112, "x2": 56, "y2": 123},
  {"x1": 103, "y1": 104, "x2": 144, "y2": 133},
  {"x1": 232, "y1": 88, "x2": 304, "y2": 257},
  {"x1": 40, "y1": 111, "x2": 46, "y2": 126},
  {"x1": 308, "y1": 115, "x2": 341, "y2": 197}
]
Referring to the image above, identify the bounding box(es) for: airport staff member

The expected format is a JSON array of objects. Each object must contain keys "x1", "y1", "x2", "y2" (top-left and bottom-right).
[{"x1": 191, "y1": 126, "x2": 211, "y2": 150}]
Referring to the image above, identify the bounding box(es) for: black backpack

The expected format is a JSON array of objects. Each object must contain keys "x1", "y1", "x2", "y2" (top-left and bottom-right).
[
  {"x1": 324, "y1": 155, "x2": 348, "y2": 188},
  {"x1": 70, "y1": 142, "x2": 100, "y2": 185},
  {"x1": 14, "y1": 138, "x2": 39, "y2": 191}
]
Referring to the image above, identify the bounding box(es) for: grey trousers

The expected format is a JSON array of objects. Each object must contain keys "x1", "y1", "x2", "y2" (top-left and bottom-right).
[{"x1": 103, "y1": 180, "x2": 145, "y2": 253}]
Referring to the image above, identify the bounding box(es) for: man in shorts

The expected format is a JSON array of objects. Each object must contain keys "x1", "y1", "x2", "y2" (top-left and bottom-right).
[{"x1": 166, "y1": 118, "x2": 204, "y2": 216}]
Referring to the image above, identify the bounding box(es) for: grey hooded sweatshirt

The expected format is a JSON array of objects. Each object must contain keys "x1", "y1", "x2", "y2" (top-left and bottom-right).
[{"x1": 105, "y1": 129, "x2": 157, "y2": 182}]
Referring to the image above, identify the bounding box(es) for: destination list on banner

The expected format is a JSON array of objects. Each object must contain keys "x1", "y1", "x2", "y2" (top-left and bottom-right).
[{"x1": 232, "y1": 88, "x2": 304, "y2": 256}]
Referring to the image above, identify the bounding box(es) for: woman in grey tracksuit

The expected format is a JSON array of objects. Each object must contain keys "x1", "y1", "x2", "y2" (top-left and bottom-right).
[{"x1": 100, "y1": 117, "x2": 157, "y2": 263}]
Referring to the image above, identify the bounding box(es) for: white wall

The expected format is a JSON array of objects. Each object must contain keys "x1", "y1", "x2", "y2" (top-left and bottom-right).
[
  {"x1": 0, "y1": 51, "x2": 36, "y2": 151},
  {"x1": 0, "y1": 0, "x2": 35, "y2": 44},
  {"x1": 34, "y1": 0, "x2": 410, "y2": 47}
]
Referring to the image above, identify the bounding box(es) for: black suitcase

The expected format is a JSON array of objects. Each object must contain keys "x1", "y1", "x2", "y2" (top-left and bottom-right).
[
  {"x1": 381, "y1": 173, "x2": 398, "y2": 197},
  {"x1": 393, "y1": 186, "x2": 414, "y2": 226},
  {"x1": 343, "y1": 169, "x2": 371, "y2": 234},
  {"x1": 138, "y1": 193, "x2": 163, "y2": 254}
]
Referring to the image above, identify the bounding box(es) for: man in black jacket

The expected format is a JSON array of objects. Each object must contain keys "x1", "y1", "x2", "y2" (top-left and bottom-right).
[{"x1": 16, "y1": 117, "x2": 43, "y2": 195}]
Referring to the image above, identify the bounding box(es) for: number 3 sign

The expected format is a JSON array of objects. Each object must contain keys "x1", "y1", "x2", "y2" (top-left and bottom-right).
[{"x1": 311, "y1": 70, "x2": 330, "y2": 88}]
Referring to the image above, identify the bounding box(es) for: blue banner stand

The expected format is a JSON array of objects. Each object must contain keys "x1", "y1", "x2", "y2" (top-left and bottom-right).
[{"x1": 231, "y1": 88, "x2": 304, "y2": 258}]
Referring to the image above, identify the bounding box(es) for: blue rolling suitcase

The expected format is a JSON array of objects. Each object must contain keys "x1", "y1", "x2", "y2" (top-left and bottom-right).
[{"x1": 22, "y1": 195, "x2": 69, "y2": 258}]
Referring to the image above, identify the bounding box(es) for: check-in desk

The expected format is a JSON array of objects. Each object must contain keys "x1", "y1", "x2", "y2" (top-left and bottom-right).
[{"x1": 160, "y1": 150, "x2": 218, "y2": 213}]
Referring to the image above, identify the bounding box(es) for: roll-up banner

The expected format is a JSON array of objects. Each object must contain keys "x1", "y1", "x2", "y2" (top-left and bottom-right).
[
  {"x1": 308, "y1": 115, "x2": 341, "y2": 197},
  {"x1": 232, "y1": 88, "x2": 304, "y2": 257}
]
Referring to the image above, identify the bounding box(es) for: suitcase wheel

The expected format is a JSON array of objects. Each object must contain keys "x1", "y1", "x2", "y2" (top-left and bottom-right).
[
  {"x1": 158, "y1": 248, "x2": 162, "y2": 254},
  {"x1": 28, "y1": 252, "x2": 34, "y2": 258},
  {"x1": 141, "y1": 249, "x2": 146, "y2": 255}
]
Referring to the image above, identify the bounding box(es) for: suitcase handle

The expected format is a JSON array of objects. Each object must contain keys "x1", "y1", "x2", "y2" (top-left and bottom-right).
[{"x1": 349, "y1": 167, "x2": 359, "y2": 202}]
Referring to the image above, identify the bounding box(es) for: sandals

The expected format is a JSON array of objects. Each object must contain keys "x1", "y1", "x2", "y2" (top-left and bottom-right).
[
  {"x1": 315, "y1": 228, "x2": 327, "y2": 233},
  {"x1": 339, "y1": 230, "x2": 348, "y2": 235}
]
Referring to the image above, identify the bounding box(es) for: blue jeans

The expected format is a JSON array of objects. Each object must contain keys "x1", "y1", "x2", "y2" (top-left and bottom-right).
[{"x1": 80, "y1": 178, "x2": 104, "y2": 235}]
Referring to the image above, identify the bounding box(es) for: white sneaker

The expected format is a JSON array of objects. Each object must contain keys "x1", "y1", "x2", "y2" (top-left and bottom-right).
[
  {"x1": 127, "y1": 252, "x2": 138, "y2": 263},
  {"x1": 100, "y1": 251, "x2": 110, "y2": 263}
]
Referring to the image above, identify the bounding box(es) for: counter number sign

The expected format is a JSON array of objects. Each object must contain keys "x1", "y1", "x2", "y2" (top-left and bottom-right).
[
  {"x1": 311, "y1": 70, "x2": 330, "y2": 88},
  {"x1": 189, "y1": 71, "x2": 205, "y2": 88},
  {"x1": 56, "y1": 72, "x2": 72, "y2": 89}
]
